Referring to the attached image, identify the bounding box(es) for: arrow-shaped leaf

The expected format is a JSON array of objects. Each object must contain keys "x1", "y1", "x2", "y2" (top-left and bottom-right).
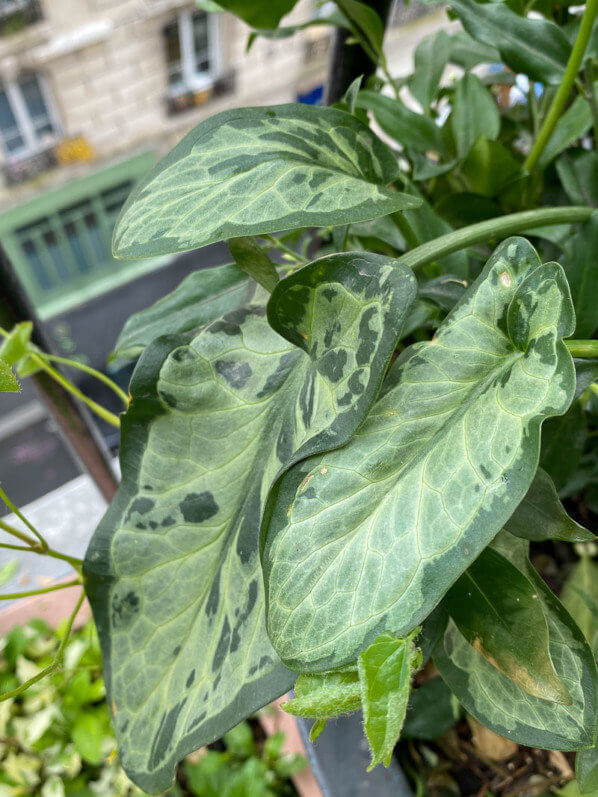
[
  {"x1": 113, "y1": 104, "x2": 420, "y2": 259},
  {"x1": 84, "y1": 252, "x2": 416, "y2": 793},
  {"x1": 442, "y1": 547, "x2": 571, "y2": 704},
  {"x1": 263, "y1": 237, "x2": 576, "y2": 672}
]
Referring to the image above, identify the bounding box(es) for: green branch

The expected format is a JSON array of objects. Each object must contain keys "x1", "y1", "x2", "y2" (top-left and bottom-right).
[
  {"x1": 566, "y1": 340, "x2": 598, "y2": 357},
  {"x1": 401, "y1": 206, "x2": 594, "y2": 269},
  {"x1": 524, "y1": 0, "x2": 598, "y2": 172},
  {"x1": 0, "y1": 590, "x2": 85, "y2": 702},
  {"x1": 42, "y1": 354, "x2": 129, "y2": 408},
  {"x1": 0, "y1": 578, "x2": 81, "y2": 601}
]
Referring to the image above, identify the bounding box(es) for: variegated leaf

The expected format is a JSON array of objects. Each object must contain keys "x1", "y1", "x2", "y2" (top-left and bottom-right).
[
  {"x1": 434, "y1": 553, "x2": 598, "y2": 751},
  {"x1": 112, "y1": 104, "x2": 420, "y2": 259},
  {"x1": 84, "y1": 252, "x2": 416, "y2": 792},
  {"x1": 263, "y1": 238, "x2": 576, "y2": 671}
]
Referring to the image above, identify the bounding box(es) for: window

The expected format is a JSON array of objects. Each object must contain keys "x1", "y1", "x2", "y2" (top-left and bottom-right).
[
  {"x1": 0, "y1": 73, "x2": 58, "y2": 160},
  {"x1": 163, "y1": 9, "x2": 217, "y2": 94}
]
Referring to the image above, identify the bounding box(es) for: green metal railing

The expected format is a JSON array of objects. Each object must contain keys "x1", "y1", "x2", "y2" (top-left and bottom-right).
[{"x1": 0, "y1": 151, "x2": 165, "y2": 319}]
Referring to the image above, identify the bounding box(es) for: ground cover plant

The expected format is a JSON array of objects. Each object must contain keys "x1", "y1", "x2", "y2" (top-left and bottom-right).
[{"x1": 3, "y1": 0, "x2": 598, "y2": 793}]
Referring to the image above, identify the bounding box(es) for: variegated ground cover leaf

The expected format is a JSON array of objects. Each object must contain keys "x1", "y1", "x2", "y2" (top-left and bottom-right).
[
  {"x1": 83, "y1": 252, "x2": 416, "y2": 792},
  {"x1": 109, "y1": 263, "x2": 250, "y2": 367},
  {"x1": 263, "y1": 237, "x2": 576, "y2": 672},
  {"x1": 434, "y1": 551, "x2": 598, "y2": 750},
  {"x1": 112, "y1": 104, "x2": 420, "y2": 259}
]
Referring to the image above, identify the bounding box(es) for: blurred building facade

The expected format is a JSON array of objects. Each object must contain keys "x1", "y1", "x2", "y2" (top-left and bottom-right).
[{"x1": 0, "y1": 0, "x2": 335, "y2": 320}]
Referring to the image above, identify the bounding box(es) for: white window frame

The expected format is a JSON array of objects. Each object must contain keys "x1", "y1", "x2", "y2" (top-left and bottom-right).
[
  {"x1": 0, "y1": 73, "x2": 60, "y2": 162},
  {"x1": 168, "y1": 8, "x2": 220, "y2": 96}
]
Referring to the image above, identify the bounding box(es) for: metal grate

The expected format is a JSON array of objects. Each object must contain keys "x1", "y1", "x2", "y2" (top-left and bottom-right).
[{"x1": 14, "y1": 180, "x2": 133, "y2": 296}]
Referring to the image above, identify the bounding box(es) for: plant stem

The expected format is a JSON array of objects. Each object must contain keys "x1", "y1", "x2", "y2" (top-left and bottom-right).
[
  {"x1": 524, "y1": 0, "x2": 598, "y2": 172},
  {"x1": 0, "y1": 517, "x2": 39, "y2": 549},
  {"x1": 261, "y1": 235, "x2": 308, "y2": 265},
  {"x1": 30, "y1": 353, "x2": 121, "y2": 428},
  {"x1": 42, "y1": 354, "x2": 129, "y2": 407},
  {"x1": 401, "y1": 206, "x2": 594, "y2": 269},
  {"x1": 0, "y1": 513, "x2": 82, "y2": 571},
  {"x1": 0, "y1": 590, "x2": 85, "y2": 702},
  {"x1": 566, "y1": 340, "x2": 598, "y2": 357},
  {"x1": 0, "y1": 484, "x2": 46, "y2": 550},
  {"x1": 0, "y1": 578, "x2": 81, "y2": 601}
]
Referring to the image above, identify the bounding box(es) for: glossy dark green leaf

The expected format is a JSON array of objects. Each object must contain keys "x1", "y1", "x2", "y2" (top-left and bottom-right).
[
  {"x1": 575, "y1": 359, "x2": 598, "y2": 400},
  {"x1": 336, "y1": 0, "x2": 385, "y2": 56},
  {"x1": 0, "y1": 358, "x2": 19, "y2": 393},
  {"x1": 443, "y1": 547, "x2": 571, "y2": 704},
  {"x1": 451, "y1": 74, "x2": 500, "y2": 158},
  {"x1": 356, "y1": 90, "x2": 443, "y2": 153},
  {"x1": 562, "y1": 557, "x2": 598, "y2": 657},
  {"x1": 197, "y1": 0, "x2": 299, "y2": 28},
  {"x1": 282, "y1": 669, "x2": 361, "y2": 718},
  {"x1": 264, "y1": 238, "x2": 575, "y2": 672},
  {"x1": 505, "y1": 467, "x2": 594, "y2": 543},
  {"x1": 538, "y1": 96, "x2": 592, "y2": 169},
  {"x1": 358, "y1": 632, "x2": 420, "y2": 770},
  {"x1": 577, "y1": 744, "x2": 598, "y2": 794},
  {"x1": 564, "y1": 213, "x2": 598, "y2": 338},
  {"x1": 402, "y1": 678, "x2": 460, "y2": 740},
  {"x1": 448, "y1": 31, "x2": 501, "y2": 70},
  {"x1": 113, "y1": 105, "x2": 419, "y2": 259},
  {"x1": 446, "y1": 0, "x2": 571, "y2": 84},
  {"x1": 83, "y1": 252, "x2": 417, "y2": 792},
  {"x1": 408, "y1": 29, "x2": 452, "y2": 111},
  {"x1": 461, "y1": 138, "x2": 522, "y2": 198},
  {"x1": 541, "y1": 400, "x2": 587, "y2": 491},
  {"x1": 110, "y1": 264, "x2": 250, "y2": 366},
  {"x1": 557, "y1": 151, "x2": 598, "y2": 207},
  {"x1": 418, "y1": 274, "x2": 468, "y2": 311},
  {"x1": 228, "y1": 237, "x2": 279, "y2": 293},
  {"x1": 434, "y1": 557, "x2": 598, "y2": 751}
]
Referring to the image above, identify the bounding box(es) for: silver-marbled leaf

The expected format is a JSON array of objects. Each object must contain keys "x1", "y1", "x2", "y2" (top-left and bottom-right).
[
  {"x1": 263, "y1": 237, "x2": 576, "y2": 672},
  {"x1": 83, "y1": 252, "x2": 416, "y2": 792},
  {"x1": 112, "y1": 104, "x2": 420, "y2": 259}
]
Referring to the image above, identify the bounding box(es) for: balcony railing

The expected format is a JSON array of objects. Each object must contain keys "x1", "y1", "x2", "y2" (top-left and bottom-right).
[{"x1": 0, "y1": 0, "x2": 42, "y2": 37}]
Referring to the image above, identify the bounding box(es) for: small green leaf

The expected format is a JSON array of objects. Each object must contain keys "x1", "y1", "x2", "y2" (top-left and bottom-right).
[
  {"x1": 282, "y1": 669, "x2": 361, "y2": 718},
  {"x1": 443, "y1": 547, "x2": 571, "y2": 704},
  {"x1": 434, "y1": 558, "x2": 598, "y2": 751},
  {"x1": 408, "y1": 29, "x2": 451, "y2": 112},
  {"x1": 336, "y1": 0, "x2": 385, "y2": 55},
  {"x1": 358, "y1": 632, "x2": 419, "y2": 770},
  {"x1": 113, "y1": 105, "x2": 420, "y2": 259},
  {"x1": 451, "y1": 74, "x2": 500, "y2": 158},
  {"x1": 110, "y1": 263, "x2": 249, "y2": 366},
  {"x1": 0, "y1": 321, "x2": 32, "y2": 366},
  {"x1": 505, "y1": 468, "x2": 594, "y2": 543},
  {"x1": 309, "y1": 718, "x2": 327, "y2": 742},
  {"x1": 228, "y1": 237, "x2": 279, "y2": 292},
  {"x1": 264, "y1": 238, "x2": 575, "y2": 671},
  {"x1": 356, "y1": 90, "x2": 443, "y2": 153},
  {"x1": 0, "y1": 357, "x2": 19, "y2": 392},
  {"x1": 448, "y1": 31, "x2": 501, "y2": 70},
  {"x1": 402, "y1": 678, "x2": 460, "y2": 740},
  {"x1": 562, "y1": 557, "x2": 598, "y2": 657},
  {"x1": 557, "y1": 150, "x2": 598, "y2": 207},
  {"x1": 446, "y1": 0, "x2": 571, "y2": 85},
  {"x1": 224, "y1": 721, "x2": 256, "y2": 758},
  {"x1": 461, "y1": 138, "x2": 522, "y2": 198}
]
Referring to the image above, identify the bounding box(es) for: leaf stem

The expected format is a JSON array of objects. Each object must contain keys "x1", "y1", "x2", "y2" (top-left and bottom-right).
[
  {"x1": 29, "y1": 353, "x2": 121, "y2": 428},
  {"x1": 0, "y1": 578, "x2": 81, "y2": 601},
  {"x1": 401, "y1": 206, "x2": 594, "y2": 269},
  {"x1": 0, "y1": 590, "x2": 85, "y2": 702},
  {"x1": 584, "y1": 60, "x2": 598, "y2": 146},
  {"x1": 41, "y1": 354, "x2": 129, "y2": 407},
  {"x1": 0, "y1": 484, "x2": 46, "y2": 550},
  {"x1": 565, "y1": 340, "x2": 598, "y2": 357},
  {"x1": 523, "y1": 0, "x2": 598, "y2": 172},
  {"x1": 261, "y1": 234, "x2": 308, "y2": 265}
]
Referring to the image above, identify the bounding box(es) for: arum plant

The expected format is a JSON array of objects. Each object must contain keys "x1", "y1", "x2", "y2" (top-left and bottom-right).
[{"x1": 5, "y1": 0, "x2": 598, "y2": 793}]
